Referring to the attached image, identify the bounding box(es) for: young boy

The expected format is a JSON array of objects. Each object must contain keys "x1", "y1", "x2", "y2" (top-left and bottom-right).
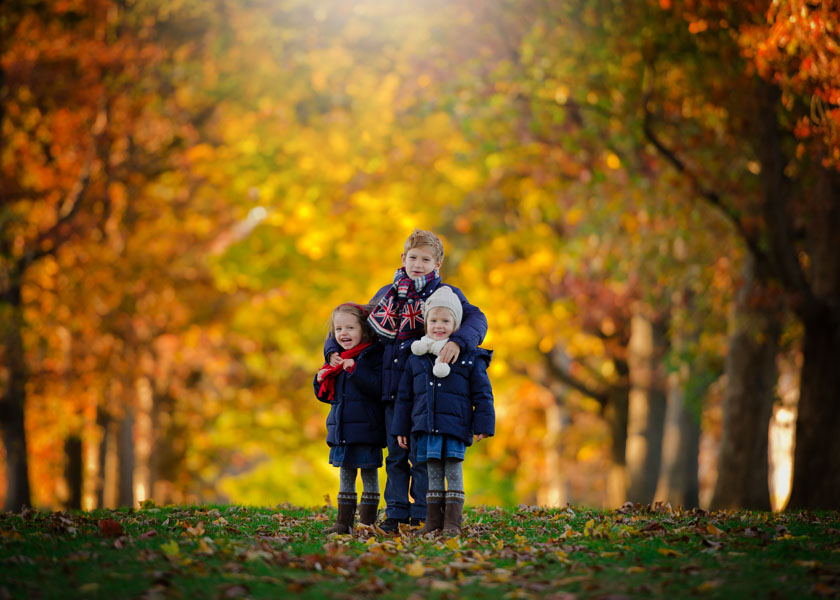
[{"x1": 324, "y1": 229, "x2": 487, "y2": 533}]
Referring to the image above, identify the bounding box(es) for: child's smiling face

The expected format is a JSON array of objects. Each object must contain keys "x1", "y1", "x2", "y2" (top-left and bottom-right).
[
  {"x1": 333, "y1": 311, "x2": 363, "y2": 350},
  {"x1": 401, "y1": 245, "x2": 442, "y2": 278},
  {"x1": 426, "y1": 307, "x2": 455, "y2": 340}
]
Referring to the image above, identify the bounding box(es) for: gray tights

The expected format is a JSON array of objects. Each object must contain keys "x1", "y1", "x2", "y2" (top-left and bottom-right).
[
  {"x1": 338, "y1": 467, "x2": 378, "y2": 494},
  {"x1": 426, "y1": 458, "x2": 463, "y2": 491}
]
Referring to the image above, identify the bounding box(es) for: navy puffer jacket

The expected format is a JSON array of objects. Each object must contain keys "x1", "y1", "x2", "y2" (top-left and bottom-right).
[
  {"x1": 392, "y1": 348, "x2": 494, "y2": 445},
  {"x1": 314, "y1": 342, "x2": 386, "y2": 447},
  {"x1": 324, "y1": 283, "x2": 488, "y2": 404}
]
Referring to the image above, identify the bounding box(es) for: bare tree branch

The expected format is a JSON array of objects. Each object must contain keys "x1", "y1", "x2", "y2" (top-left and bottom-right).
[
  {"x1": 641, "y1": 102, "x2": 769, "y2": 264},
  {"x1": 542, "y1": 350, "x2": 610, "y2": 406},
  {"x1": 22, "y1": 160, "x2": 92, "y2": 269}
]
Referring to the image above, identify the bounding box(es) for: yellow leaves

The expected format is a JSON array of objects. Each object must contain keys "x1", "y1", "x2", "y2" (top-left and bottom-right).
[
  {"x1": 793, "y1": 560, "x2": 819, "y2": 568},
  {"x1": 600, "y1": 360, "x2": 616, "y2": 378},
  {"x1": 576, "y1": 443, "x2": 601, "y2": 462},
  {"x1": 160, "y1": 539, "x2": 180, "y2": 559},
  {"x1": 425, "y1": 112, "x2": 453, "y2": 138},
  {"x1": 657, "y1": 547, "x2": 683, "y2": 557},
  {"x1": 605, "y1": 152, "x2": 621, "y2": 169},
  {"x1": 444, "y1": 536, "x2": 462, "y2": 551},
  {"x1": 695, "y1": 579, "x2": 723, "y2": 592},
  {"x1": 435, "y1": 160, "x2": 479, "y2": 191},
  {"x1": 528, "y1": 249, "x2": 555, "y2": 270},
  {"x1": 405, "y1": 560, "x2": 425, "y2": 577},
  {"x1": 295, "y1": 230, "x2": 326, "y2": 260}
]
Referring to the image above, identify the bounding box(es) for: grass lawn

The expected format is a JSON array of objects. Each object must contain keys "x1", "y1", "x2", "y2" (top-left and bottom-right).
[{"x1": 1, "y1": 502, "x2": 838, "y2": 599}]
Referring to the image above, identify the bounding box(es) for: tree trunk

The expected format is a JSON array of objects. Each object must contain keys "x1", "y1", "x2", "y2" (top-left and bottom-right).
[
  {"x1": 787, "y1": 315, "x2": 840, "y2": 509},
  {"x1": 0, "y1": 280, "x2": 32, "y2": 511},
  {"x1": 95, "y1": 408, "x2": 109, "y2": 508},
  {"x1": 150, "y1": 390, "x2": 186, "y2": 504},
  {"x1": 711, "y1": 255, "x2": 779, "y2": 510},
  {"x1": 118, "y1": 411, "x2": 134, "y2": 508},
  {"x1": 655, "y1": 371, "x2": 700, "y2": 508},
  {"x1": 625, "y1": 313, "x2": 668, "y2": 504},
  {"x1": 788, "y1": 169, "x2": 840, "y2": 509},
  {"x1": 539, "y1": 400, "x2": 570, "y2": 507},
  {"x1": 604, "y1": 360, "x2": 630, "y2": 508},
  {"x1": 64, "y1": 435, "x2": 83, "y2": 510}
]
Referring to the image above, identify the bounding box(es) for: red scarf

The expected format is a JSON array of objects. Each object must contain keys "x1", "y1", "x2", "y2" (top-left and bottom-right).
[{"x1": 317, "y1": 341, "x2": 373, "y2": 401}]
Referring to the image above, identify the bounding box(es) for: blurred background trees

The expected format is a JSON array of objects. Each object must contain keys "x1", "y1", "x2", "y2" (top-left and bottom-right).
[{"x1": 2, "y1": 0, "x2": 837, "y2": 511}]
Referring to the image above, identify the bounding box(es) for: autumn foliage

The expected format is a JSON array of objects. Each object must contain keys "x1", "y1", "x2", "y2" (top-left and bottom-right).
[{"x1": 1, "y1": 0, "x2": 839, "y2": 512}]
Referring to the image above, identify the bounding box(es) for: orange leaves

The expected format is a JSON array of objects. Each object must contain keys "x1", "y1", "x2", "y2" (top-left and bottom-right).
[{"x1": 742, "y1": 0, "x2": 840, "y2": 167}]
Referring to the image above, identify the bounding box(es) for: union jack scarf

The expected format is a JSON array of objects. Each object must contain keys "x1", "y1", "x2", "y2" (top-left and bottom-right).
[{"x1": 368, "y1": 268, "x2": 440, "y2": 340}]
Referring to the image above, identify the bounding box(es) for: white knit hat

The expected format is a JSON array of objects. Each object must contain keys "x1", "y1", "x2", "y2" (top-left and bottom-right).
[{"x1": 423, "y1": 286, "x2": 463, "y2": 330}]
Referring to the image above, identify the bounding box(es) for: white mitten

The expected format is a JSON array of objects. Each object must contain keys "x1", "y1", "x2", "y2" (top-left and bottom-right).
[{"x1": 433, "y1": 359, "x2": 451, "y2": 377}]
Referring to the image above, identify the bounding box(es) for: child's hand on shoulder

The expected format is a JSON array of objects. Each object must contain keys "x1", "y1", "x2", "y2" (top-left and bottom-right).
[
  {"x1": 342, "y1": 358, "x2": 355, "y2": 370},
  {"x1": 316, "y1": 368, "x2": 330, "y2": 382},
  {"x1": 328, "y1": 353, "x2": 342, "y2": 367},
  {"x1": 438, "y1": 341, "x2": 461, "y2": 364}
]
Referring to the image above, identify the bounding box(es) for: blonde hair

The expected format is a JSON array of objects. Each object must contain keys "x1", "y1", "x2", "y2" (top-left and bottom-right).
[
  {"x1": 404, "y1": 229, "x2": 444, "y2": 263},
  {"x1": 327, "y1": 303, "x2": 376, "y2": 344}
]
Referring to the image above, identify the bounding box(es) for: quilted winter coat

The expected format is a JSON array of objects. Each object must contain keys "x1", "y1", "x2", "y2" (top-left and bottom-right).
[
  {"x1": 314, "y1": 342, "x2": 386, "y2": 447},
  {"x1": 392, "y1": 348, "x2": 495, "y2": 445}
]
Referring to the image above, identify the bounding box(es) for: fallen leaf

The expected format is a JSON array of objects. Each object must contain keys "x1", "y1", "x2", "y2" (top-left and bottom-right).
[
  {"x1": 98, "y1": 518, "x2": 124, "y2": 538},
  {"x1": 794, "y1": 560, "x2": 819, "y2": 568},
  {"x1": 813, "y1": 583, "x2": 837, "y2": 597},
  {"x1": 445, "y1": 537, "x2": 461, "y2": 550},
  {"x1": 406, "y1": 560, "x2": 425, "y2": 577},
  {"x1": 695, "y1": 579, "x2": 723, "y2": 592},
  {"x1": 219, "y1": 584, "x2": 249, "y2": 598},
  {"x1": 657, "y1": 548, "x2": 683, "y2": 557},
  {"x1": 430, "y1": 580, "x2": 457, "y2": 592},
  {"x1": 197, "y1": 537, "x2": 215, "y2": 555},
  {"x1": 185, "y1": 521, "x2": 205, "y2": 536},
  {"x1": 160, "y1": 539, "x2": 180, "y2": 559}
]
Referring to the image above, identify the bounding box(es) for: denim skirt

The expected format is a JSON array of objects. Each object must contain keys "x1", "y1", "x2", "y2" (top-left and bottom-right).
[
  {"x1": 329, "y1": 444, "x2": 383, "y2": 469},
  {"x1": 415, "y1": 433, "x2": 466, "y2": 462}
]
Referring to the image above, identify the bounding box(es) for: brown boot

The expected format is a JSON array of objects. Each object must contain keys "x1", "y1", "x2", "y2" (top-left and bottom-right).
[
  {"x1": 358, "y1": 492, "x2": 379, "y2": 526},
  {"x1": 417, "y1": 491, "x2": 445, "y2": 535},
  {"x1": 442, "y1": 491, "x2": 464, "y2": 535},
  {"x1": 325, "y1": 492, "x2": 356, "y2": 534}
]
